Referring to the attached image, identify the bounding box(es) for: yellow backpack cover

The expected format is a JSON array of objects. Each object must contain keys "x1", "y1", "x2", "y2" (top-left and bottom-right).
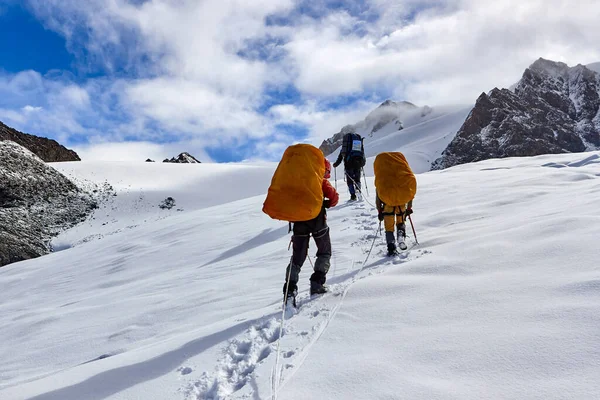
[
  {"x1": 263, "y1": 144, "x2": 325, "y2": 222},
  {"x1": 374, "y1": 152, "x2": 417, "y2": 206}
]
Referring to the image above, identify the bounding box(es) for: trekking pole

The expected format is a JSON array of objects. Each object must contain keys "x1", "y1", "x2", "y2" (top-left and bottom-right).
[
  {"x1": 362, "y1": 167, "x2": 369, "y2": 197},
  {"x1": 334, "y1": 167, "x2": 337, "y2": 190},
  {"x1": 408, "y1": 214, "x2": 419, "y2": 245}
]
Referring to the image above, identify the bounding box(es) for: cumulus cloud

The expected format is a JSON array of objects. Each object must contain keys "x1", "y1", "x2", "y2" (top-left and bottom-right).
[
  {"x1": 283, "y1": 0, "x2": 600, "y2": 103},
  {"x1": 2, "y1": 0, "x2": 599, "y2": 161},
  {"x1": 269, "y1": 100, "x2": 380, "y2": 143}
]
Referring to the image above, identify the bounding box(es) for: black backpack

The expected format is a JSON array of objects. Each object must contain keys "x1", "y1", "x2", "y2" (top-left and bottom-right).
[{"x1": 344, "y1": 133, "x2": 366, "y2": 168}]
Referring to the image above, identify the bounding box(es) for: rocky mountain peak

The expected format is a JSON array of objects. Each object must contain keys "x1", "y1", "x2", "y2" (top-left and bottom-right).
[
  {"x1": 433, "y1": 58, "x2": 600, "y2": 170},
  {"x1": 529, "y1": 57, "x2": 570, "y2": 78},
  {"x1": 377, "y1": 100, "x2": 417, "y2": 109},
  {"x1": 0, "y1": 120, "x2": 80, "y2": 162},
  {"x1": 163, "y1": 152, "x2": 201, "y2": 163}
]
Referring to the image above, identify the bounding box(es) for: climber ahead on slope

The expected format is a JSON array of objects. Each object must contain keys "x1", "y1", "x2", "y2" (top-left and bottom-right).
[{"x1": 332, "y1": 127, "x2": 366, "y2": 201}]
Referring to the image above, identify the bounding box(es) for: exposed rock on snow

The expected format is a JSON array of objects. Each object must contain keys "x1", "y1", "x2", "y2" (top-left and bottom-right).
[
  {"x1": 159, "y1": 197, "x2": 176, "y2": 210},
  {"x1": 433, "y1": 58, "x2": 600, "y2": 169},
  {"x1": 0, "y1": 141, "x2": 96, "y2": 267},
  {"x1": 163, "y1": 152, "x2": 201, "y2": 163},
  {"x1": 0, "y1": 120, "x2": 80, "y2": 162}
]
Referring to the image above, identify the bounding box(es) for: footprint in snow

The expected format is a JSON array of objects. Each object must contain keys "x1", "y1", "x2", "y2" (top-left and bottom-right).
[
  {"x1": 191, "y1": 318, "x2": 280, "y2": 398},
  {"x1": 284, "y1": 350, "x2": 296, "y2": 358}
]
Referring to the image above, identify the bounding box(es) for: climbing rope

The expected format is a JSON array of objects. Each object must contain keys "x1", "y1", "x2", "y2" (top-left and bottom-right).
[
  {"x1": 272, "y1": 255, "x2": 293, "y2": 400},
  {"x1": 344, "y1": 172, "x2": 377, "y2": 210}
]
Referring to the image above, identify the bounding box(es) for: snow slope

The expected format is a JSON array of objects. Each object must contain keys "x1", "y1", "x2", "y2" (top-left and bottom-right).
[
  {"x1": 359, "y1": 105, "x2": 472, "y2": 174},
  {"x1": 1, "y1": 149, "x2": 600, "y2": 400},
  {"x1": 330, "y1": 104, "x2": 472, "y2": 174}
]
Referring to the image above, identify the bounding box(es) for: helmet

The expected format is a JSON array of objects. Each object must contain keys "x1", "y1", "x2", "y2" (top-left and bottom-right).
[{"x1": 324, "y1": 158, "x2": 331, "y2": 179}]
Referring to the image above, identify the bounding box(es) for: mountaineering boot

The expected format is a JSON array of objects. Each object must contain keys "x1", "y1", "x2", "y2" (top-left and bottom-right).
[
  {"x1": 283, "y1": 282, "x2": 298, "y2": 308},
  {"x1": 397, "y1": 224, "x2": 408, "y2": 251},
  {"x1": 398, "y1": 237, "x2": 408, "y2": 251},
  {"x1": 285, "y1": 289, "x2": 298, "y2": 308},
  {"x1": 387, "y1": 242, "x2": 397, "y2": 256},
  {"x1": 310, "y1": 280, "x2": 328, "y2": 296},
  {"x1": 350, "y1": 193, "x2": 357, "y2": 201}
]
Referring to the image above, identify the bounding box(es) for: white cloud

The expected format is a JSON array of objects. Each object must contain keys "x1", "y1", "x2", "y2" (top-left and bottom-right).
[
  {"x1": 269, "y1": 99, "x2": 380, "y2": 144},
  {"x1": 3, "y1": 0, "x2": 599, "y2": 161},
  {"x1": 58, "y1": 85, "x2": 90, "y2": 108},
  {"x1": 0, "y1": 108, "x2": 26, "y2": 124},
  {"x1": 22, "y1": 105, "x2": 43, "y2": 113},
  {"x1": 283, "y1": 0, "x2": 600, "y2": 103},
  {"x1": 124, "y1": 77, "x2": 269, "y2": 141},
  {"x1": 26, "y1": 0, "x2": 293, "y2": 135}
]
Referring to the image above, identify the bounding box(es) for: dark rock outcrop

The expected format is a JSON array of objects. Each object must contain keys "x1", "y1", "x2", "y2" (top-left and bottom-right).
[
  {"x1": 433, "y1": 58, "x2": 600, "y2": 169},
  {"x1": 163, "y1": 152, "x2": 201, "y2": 163},
  {"x1": 0, "y1": 120, "x2": 80, "y2": 162},
  {"x1": 0, "y1": 141, "x2": 96, "y2": 267}
]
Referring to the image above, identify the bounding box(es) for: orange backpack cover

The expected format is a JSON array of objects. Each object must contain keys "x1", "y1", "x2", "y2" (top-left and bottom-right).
[
  {"x1": 263, "y1": 144, "x2": 325, "y2": 222},
  {"x1": 374, "y1": 152, "x2": 417, "y2": 205}
]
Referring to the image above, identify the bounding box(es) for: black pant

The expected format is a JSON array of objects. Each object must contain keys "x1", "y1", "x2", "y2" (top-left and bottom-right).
[
  {"x1": 284, "y1": 208, "x2": 331, "y2": 292},
  {"x1": 345, "y1": 167, "x2": 361, "y2": 196}
]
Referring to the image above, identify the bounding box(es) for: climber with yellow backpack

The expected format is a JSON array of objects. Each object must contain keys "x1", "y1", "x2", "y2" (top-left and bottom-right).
[
  {"x1": 373, "y1": 152, "x2": 417, "y2": 256},
  {"x1": 263, "y1": 144, "x2": 339, "y2": 307}
]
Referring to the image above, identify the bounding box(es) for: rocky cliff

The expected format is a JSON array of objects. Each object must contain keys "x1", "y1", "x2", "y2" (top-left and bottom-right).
[
  {"x1": 0, "y1": 120, "x2": 80, "y2": 162},
  {"x1": 0, "y1": 141, "x2": 95, "y2": 267},
  {"x1": 433, "y1": 58, "x2": 600, "y2": 169}
]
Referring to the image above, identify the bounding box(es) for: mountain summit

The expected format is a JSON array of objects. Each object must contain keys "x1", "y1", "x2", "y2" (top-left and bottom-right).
[
  {"x1": 163, "y1": 152, "x2": 201, "y2": 163},
  {"x1": 433, "y1": 58, "x2": 600, "y2": 169},
  {"x1": 319, "y1": 100, "x2": 431, "y2": 156}
]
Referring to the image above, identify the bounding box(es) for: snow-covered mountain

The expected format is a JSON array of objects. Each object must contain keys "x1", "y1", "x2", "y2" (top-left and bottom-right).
[
  {"x1": 319, "y1": 101, "x2": 472, "y2": 174},
  {"x1": 434, "y1": 58, "x2": 600, "y2": 169},
  {"x1": 1, "y1": 136, "x2": 600, "y2": 399},
  {"x1": 319, "y1": 100, "x2": 434, "y2": 156},
  {"x1": 0, "y1": 141, "x2": 95, "y2": 266}
]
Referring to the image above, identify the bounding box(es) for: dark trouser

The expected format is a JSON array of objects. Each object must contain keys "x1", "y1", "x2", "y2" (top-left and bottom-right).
[
  {"x1": 284, "y1": 208, "x2": 331, "y2": 293},
  {"x1": 345, "y1": 167, "x2": 361, "y2": 196}
]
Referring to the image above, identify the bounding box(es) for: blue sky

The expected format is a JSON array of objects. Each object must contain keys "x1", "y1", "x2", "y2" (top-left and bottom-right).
[
  {"x1": 0, "y1": 5, "x2": 72, "y2": 74},
  {"x1": 1, "y1": 0, "x2": 599, "y2": 162}
]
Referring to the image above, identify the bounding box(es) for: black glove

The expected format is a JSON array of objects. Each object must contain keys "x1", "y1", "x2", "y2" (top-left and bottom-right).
[
  {"x1": 324, "y1": 199, "x2": 331, "y2": 208},
  {"x1": 405, "y1": 208, "x2": 413, "y2": 217},
  {"x1": 378, "y1": 211, "x2": 384, "y2": 221},
  {"x1": 333, "y1": 161, "x2": 340, "y2": 168}
]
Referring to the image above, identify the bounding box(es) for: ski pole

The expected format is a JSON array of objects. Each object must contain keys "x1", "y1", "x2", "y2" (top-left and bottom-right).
[
  {"x1": 408, "y1": 214, "x2": 419, "y2": 245},
  {"x1": 362, "y1": 167, "x2": 369, "y2": 197},
  {"x1": 334, "y1": 167, "x2": 337, "y2": 190}
]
